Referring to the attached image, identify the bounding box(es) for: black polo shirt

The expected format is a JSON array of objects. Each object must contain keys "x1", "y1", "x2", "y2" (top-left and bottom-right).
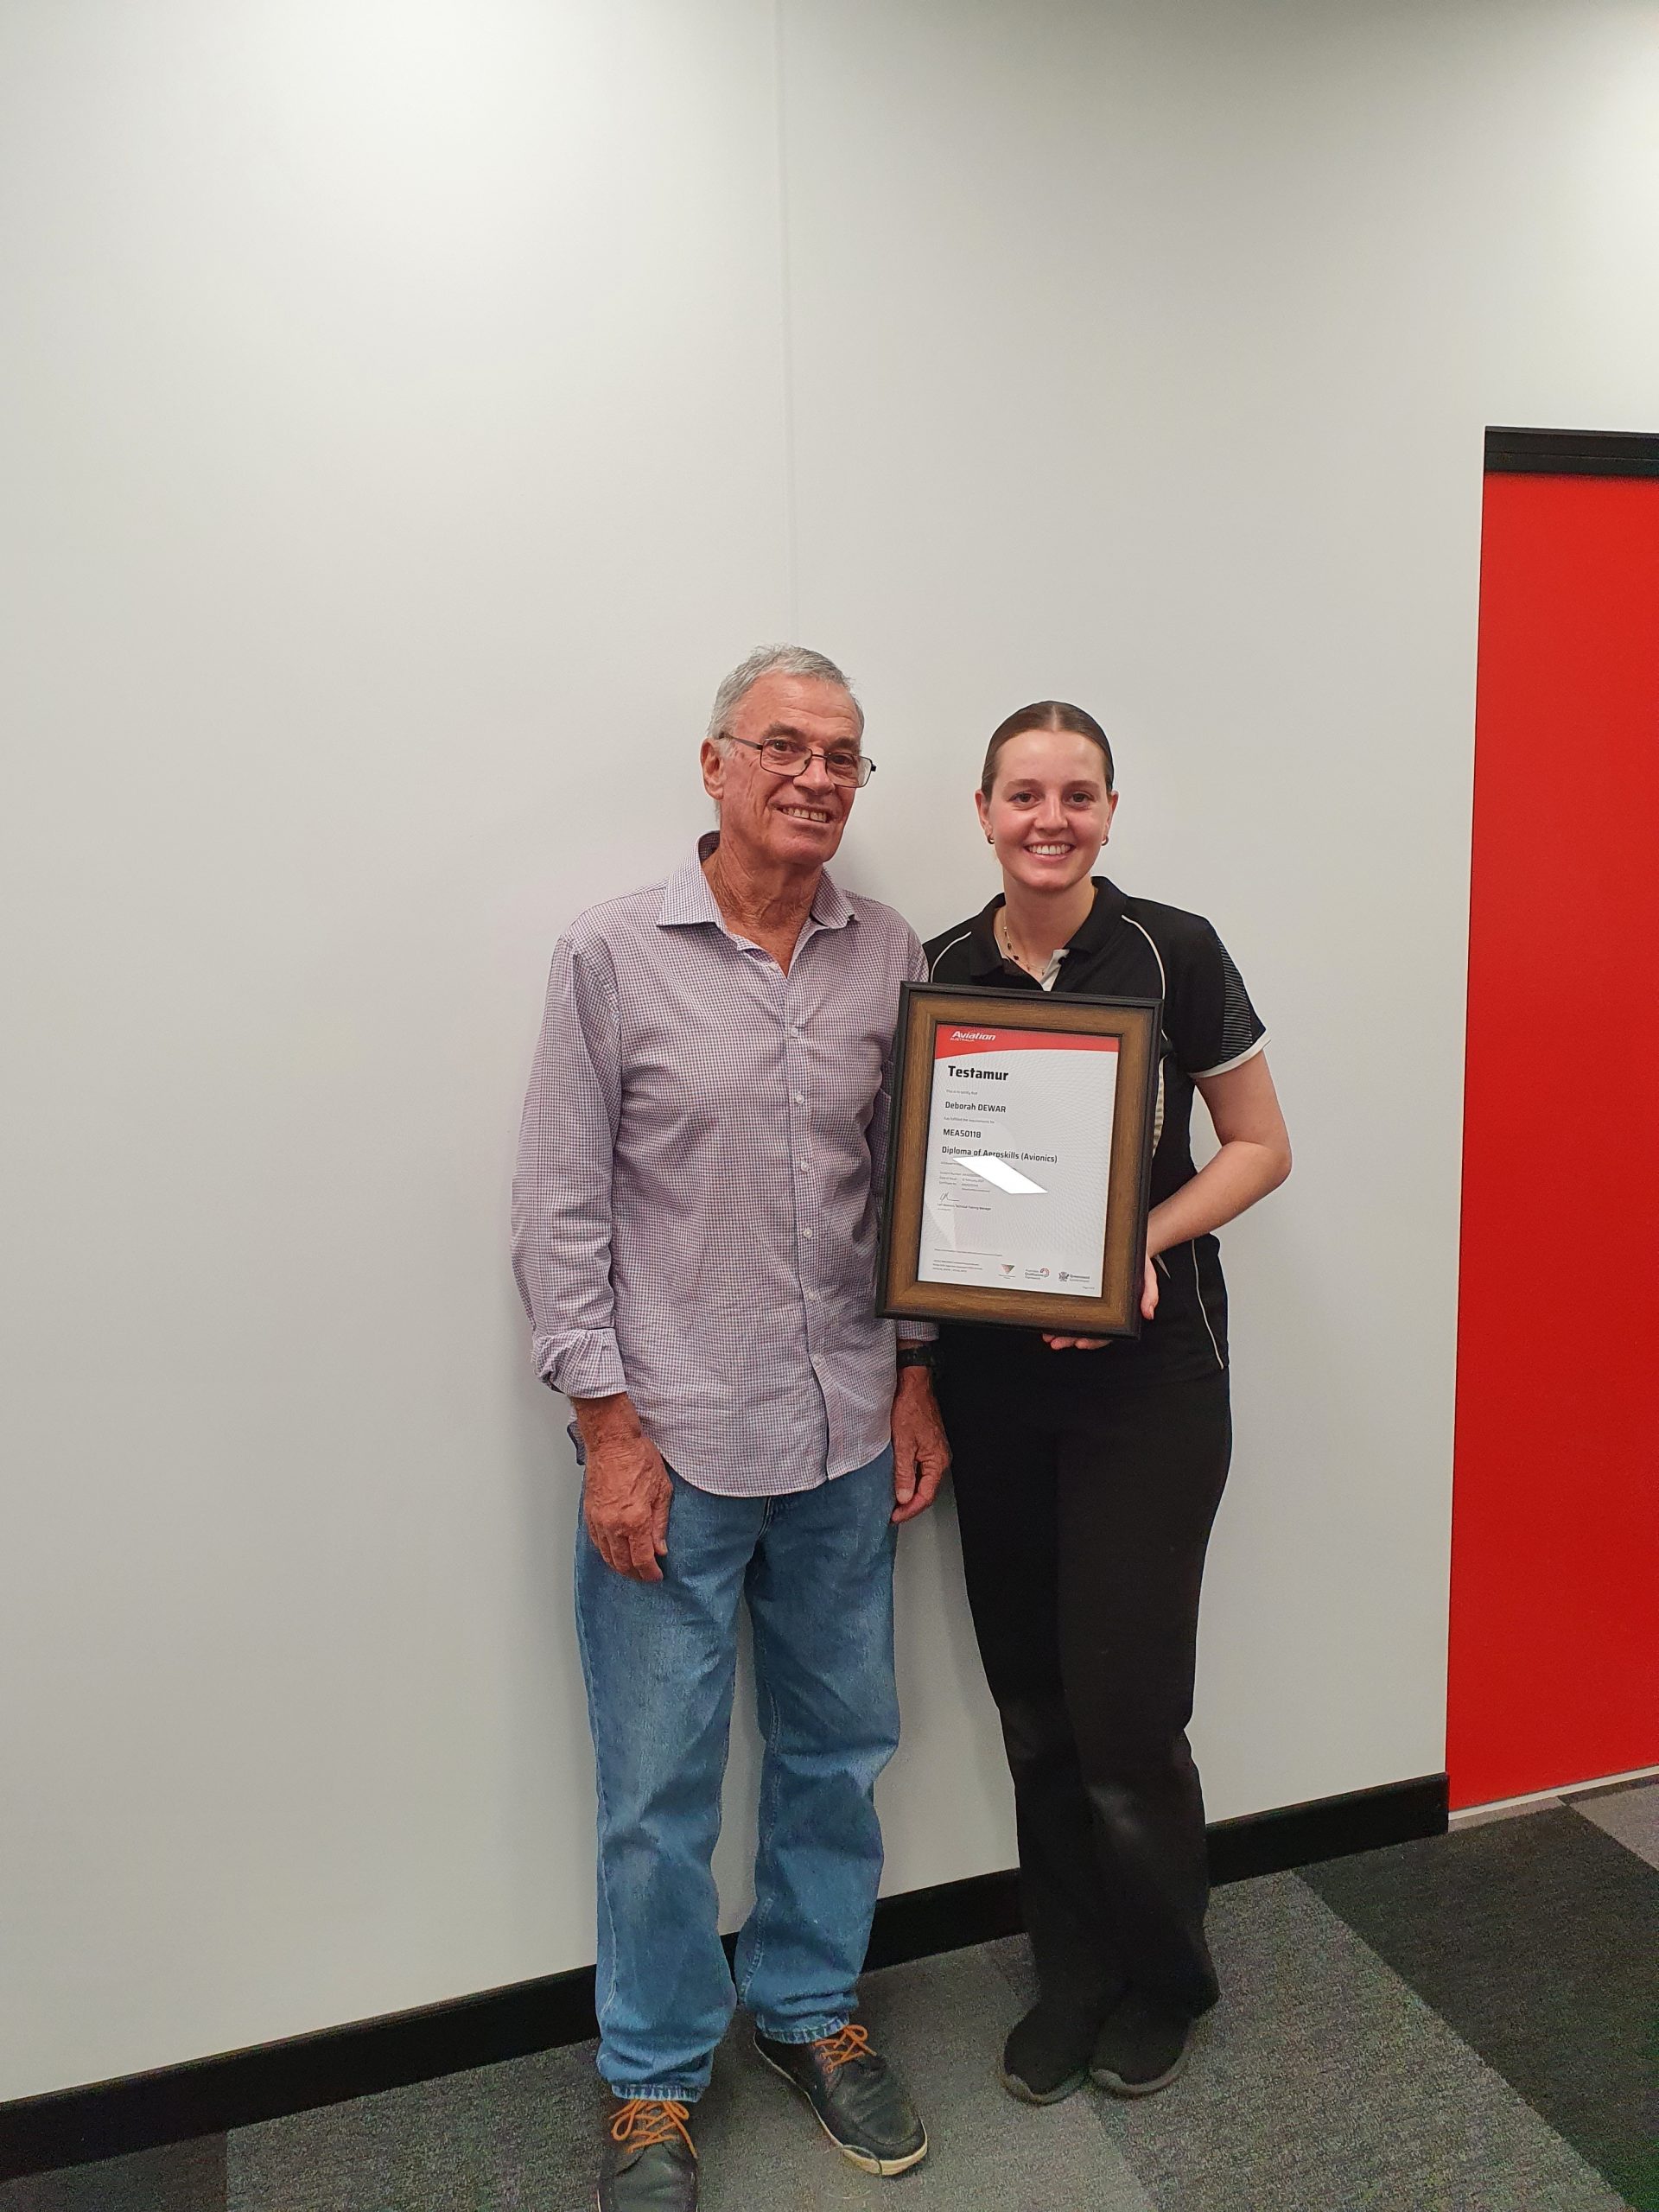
[{"x1": 923, "y1": 878, "x2": 1266, "y2": 1389}]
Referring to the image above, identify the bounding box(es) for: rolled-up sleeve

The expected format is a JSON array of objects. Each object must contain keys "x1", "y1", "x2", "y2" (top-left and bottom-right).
[{"x1": 511, "y1": 934, "x2": 629, "y2": 1399}]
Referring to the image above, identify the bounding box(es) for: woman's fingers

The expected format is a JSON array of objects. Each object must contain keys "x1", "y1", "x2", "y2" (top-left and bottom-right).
[{"x1": 1042, "y1": 1256, "x2": 1160, "y2": 1347}]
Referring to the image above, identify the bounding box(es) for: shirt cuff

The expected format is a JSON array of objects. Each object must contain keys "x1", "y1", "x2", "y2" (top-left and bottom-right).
[
  {"x1": 896, "y1": 1322, "x2": 939, "y2": 1344},
  {"x1": 537, "y1": 1327, "x2": 627, "y2": 1401}
]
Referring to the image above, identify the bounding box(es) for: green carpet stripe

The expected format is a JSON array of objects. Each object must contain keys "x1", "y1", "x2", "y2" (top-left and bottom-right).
[{"x1": 1304, "y1": 1807, "x2": 1659, "y2": 2211}]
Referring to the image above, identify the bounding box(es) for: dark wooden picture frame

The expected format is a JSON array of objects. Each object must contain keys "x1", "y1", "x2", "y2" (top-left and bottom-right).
[{"x1": 877, "y1": 982, "x2": 1162, "y2": 1335}]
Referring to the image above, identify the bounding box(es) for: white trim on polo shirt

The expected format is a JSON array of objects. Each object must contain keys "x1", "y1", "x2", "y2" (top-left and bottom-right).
[
  {"x1": 1122, "y1": 913, "x2": 1167, "y2": 997},
  {"x1": 1192, "y1": 1033, "x2": 1269, "y2": 1081},
  {"x1": 927, "y1": 929, "x2": 974, "y2": 981}
]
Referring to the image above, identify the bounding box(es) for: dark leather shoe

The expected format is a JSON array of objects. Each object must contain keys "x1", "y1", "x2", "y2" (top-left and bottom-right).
[
  {"x1": 597, "y1": 2097, "x2": 698, "y2": 2210},
  {"x1": 1089, "y1": 1992, "x2": 1194, "y2": 2097},
  {"x1": 754, "y1": 2023, "x2": 928, "y2": 2175}
]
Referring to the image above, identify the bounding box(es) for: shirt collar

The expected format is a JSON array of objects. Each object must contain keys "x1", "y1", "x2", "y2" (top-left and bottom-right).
[
  {"x1": 658, "y1": 833, "x2": 856, "y2": 932},
  {"x1": 964, "y1": 876, "x2": 1127, "y2": 979}
]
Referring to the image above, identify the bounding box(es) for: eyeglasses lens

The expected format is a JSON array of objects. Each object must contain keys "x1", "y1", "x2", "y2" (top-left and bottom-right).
[{"x1": 760, "y1": 739, "x2": 869, "y2": 786}]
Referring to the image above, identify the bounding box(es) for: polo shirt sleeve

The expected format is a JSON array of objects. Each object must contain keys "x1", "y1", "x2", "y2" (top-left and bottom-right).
[{"x1": 1168, "y1": 919, "x2": 1268, "y2": 1080}]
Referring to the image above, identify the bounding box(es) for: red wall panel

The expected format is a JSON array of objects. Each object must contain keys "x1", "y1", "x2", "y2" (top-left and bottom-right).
[{"x1": 1449, "y1": 467, "x2": 1659, "y2": 1809}]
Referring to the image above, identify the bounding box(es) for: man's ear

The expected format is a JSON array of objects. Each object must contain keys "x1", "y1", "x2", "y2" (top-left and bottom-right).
[{"x1": 699, "y1": 737, "x2": 725, "y2": 802}]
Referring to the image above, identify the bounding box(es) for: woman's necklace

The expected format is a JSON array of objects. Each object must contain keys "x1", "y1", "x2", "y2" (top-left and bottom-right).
[{"x1": 995, "y1": 905, "x2": 1052, "y2": 981}]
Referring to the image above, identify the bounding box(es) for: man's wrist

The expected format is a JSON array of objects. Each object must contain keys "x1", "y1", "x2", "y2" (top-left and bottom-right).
[
  {"x1": 571, "y1": 1390, "x2": 641, "y2": 1441},
  {"x1": 895, "y1": 1344, "x2": 933, "y2": 1372}
]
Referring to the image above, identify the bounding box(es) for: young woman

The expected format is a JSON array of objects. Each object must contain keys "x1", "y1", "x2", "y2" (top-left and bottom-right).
[{"x1": 924, "y1": 701, "x2": 1291, "y2": 2105}]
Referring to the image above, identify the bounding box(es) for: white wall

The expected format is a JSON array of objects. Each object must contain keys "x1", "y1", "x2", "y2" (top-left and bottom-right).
[{"x1": 3, "y1": 0, "x2": 1656, "y2": 2106}]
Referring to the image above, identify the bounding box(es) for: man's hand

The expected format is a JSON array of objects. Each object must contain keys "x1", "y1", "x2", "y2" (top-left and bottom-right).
[
  {"x1": 891, "y1": 1363, "x2": 950, "y2": 1525},
  {"x1": 1043, "y1": 1255, "x2": 1159, "y2": 1351},
  {"x1": 572, "y1": 1392, "x2": 672, "y2": 1581}
]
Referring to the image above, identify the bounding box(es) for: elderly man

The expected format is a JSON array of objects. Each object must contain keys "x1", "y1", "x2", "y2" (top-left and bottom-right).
[{"x1": 513, "y1": 646, "x2": 949, "y2": 2211}]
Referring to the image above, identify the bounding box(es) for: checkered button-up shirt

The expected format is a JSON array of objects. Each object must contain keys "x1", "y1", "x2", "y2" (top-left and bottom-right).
[{"x1": 512, "y1": 837, "x2": 929, "y2": 1496}]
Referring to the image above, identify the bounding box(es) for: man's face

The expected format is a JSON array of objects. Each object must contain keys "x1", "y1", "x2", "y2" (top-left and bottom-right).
[{"x1": 700, "y1": 674, "x2": 862, "y2": 877}]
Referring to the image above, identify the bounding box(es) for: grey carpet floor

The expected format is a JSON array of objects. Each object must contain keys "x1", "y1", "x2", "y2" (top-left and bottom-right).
[{"x1": 5, "y1": 1781, "x2": 1656, "y2": 2211}]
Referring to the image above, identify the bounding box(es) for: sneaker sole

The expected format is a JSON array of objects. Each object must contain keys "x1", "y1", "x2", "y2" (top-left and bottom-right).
[
  {"x1": 753, "y1": 2042, "x2": 929, "y2": 2176},
  {"x1": 1089, "y1": 2042, "x2": 1192, "y2": 2098},
  {"x1": 996, "y1": 2061, "x2": 1088, "y2": 2107}
]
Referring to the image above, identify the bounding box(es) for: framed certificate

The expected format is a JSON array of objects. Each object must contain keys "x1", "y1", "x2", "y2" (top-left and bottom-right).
[{"x1": 877, "y1": 983, "x2": 1161, "y2": 1334}]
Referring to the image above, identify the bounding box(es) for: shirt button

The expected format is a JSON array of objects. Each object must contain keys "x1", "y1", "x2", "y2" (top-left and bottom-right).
[
  {"x1": 806, "y1": 1290, "x2": 818, "y2": 1301},
  {"x1": 792, "y1": 1092, "x2": 804, "y2": 1104},
  {"x1": 802, "y1": 1227, "x2": 814, "y2": 1240}
]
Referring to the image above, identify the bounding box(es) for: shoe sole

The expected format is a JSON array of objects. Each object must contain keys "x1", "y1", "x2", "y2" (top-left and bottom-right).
[
  {"x1": 753, "y1": 2043, "x2": 929, "y2": 2176},
  {"x1": 996, "y1": 2062, "x2": 1088, "y2": 2107},
  {"x1": 1089, "y1": 2042, "x2": 1192, "y2": 2098}
]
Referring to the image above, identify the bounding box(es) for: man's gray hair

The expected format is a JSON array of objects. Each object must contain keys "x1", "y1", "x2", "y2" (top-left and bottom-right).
[{"x1": 705, "y1": 645, "x2": 861, "y2": 743}]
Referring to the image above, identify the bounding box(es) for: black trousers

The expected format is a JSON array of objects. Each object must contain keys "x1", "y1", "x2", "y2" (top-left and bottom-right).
[{"x1": 940, "y1": 1359, "x2": 1233, "y2": 2021}]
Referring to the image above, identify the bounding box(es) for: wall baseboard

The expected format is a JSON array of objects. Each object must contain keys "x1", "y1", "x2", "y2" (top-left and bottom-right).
[{"x1": 0, "y1": 1770, "x2": 1446, "y2": 2182}]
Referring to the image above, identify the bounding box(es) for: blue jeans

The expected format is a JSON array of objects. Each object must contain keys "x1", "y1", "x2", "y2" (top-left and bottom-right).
[{"x1": 572, "y1": 1446, "x2": 899, "y2": 2101}]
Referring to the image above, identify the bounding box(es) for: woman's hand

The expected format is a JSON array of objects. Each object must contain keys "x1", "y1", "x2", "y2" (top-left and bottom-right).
[{"x1": 1044, "y1": 1255, "x2": 1159, "y2": 1350}]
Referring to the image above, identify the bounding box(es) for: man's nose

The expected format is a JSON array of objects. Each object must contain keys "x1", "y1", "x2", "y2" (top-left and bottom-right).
[{"x1": 795, "y1": 752, "x2": 836, "y2": 792}]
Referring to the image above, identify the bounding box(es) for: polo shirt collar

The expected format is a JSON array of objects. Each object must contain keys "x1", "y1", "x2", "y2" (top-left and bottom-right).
[
  {"x1": 963, "y1": 876, "x2": 1127, "y2": 978},
  {"x1": 658, "y1": 833, "x2": 856, "y2": 931}
]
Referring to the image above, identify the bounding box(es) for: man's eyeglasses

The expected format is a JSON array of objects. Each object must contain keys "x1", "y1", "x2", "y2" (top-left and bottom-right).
[{"x1": 725, "y1": 734, "x2": 876, "y2": 789}]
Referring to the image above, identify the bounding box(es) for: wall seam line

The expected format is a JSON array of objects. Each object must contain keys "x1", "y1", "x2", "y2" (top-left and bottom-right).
[{"x1": 772, "y1": 0, "x2": 800, "y2": 638}]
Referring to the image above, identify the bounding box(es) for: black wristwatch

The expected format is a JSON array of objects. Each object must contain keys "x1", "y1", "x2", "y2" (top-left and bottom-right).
[{"x1": 895, "y1": 1344, "x2": 934, "y2": 1372}]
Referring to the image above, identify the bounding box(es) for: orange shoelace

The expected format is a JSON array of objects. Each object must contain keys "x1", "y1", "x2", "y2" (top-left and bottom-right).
[
  {"x1": 610, "y1": 2098, "x2": 696, "y2": 2157},
  {"x1": 813, "y1": 2022, "x2": 874, "y2": 2072}
]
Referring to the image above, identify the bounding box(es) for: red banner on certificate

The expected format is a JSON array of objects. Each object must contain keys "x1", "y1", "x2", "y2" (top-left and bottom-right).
[{"x1": 933, "y1": 1025, "x2": 1119, "y2": 1058}]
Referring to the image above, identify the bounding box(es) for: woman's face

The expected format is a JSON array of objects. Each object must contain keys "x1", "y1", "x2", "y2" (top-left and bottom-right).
[{"x1": 976, "y1": 729, "x2": 1117, "y2": 898}]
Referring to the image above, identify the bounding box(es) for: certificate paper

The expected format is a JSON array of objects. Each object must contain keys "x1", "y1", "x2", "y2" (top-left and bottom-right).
[{"x1": 917, "y1": 1023, "x2": 1118, "y2": 1298}]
